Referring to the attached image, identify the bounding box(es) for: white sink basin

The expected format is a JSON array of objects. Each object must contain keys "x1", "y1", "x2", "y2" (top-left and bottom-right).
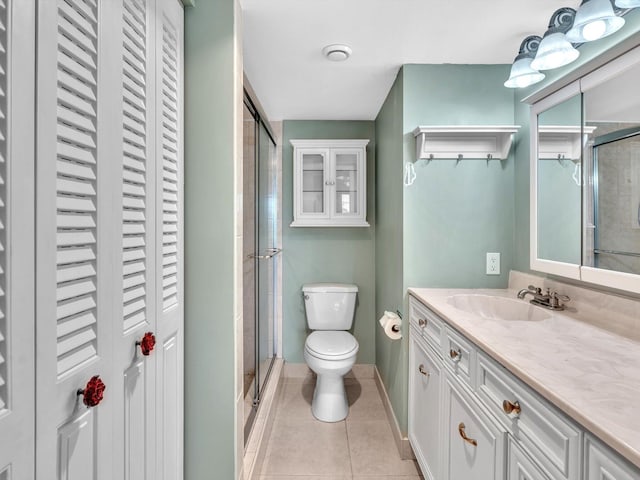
[{"x1": 446, "y1": 294, "x2": 552, "y2": 322}]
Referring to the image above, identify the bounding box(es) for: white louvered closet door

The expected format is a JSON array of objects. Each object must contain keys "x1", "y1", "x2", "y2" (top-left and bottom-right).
[
  {"x1": 111, "y1": 0, "x2": 158, "y2": 479},
  {"x1": 36, "y1": 0, "x2": 183, "y2": 478},
  {"x1": 35, "y1": 1, "x2": 121, "y2": 478},
  {"x1": 0, "y1": 2, "x2": 36, "y2": 480},
  {"x1": 155, "y1": 1, "x2": 184, "y2": 479}
]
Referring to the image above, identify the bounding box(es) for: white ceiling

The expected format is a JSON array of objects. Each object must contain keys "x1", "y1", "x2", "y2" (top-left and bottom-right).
[{"x1": 241, "y1": 0, "x2": 581, "y2": 121}]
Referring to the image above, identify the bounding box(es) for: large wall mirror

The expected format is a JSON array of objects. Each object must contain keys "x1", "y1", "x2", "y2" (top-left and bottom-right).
[{"x1": 531, "y1": 45, "x2": 640, "y2": 293}]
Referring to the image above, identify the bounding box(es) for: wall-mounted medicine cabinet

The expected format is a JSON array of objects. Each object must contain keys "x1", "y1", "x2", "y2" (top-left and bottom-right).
[
  {"x1": 290, "y1": 139, "x2": 369, "y2": 227},
  {"x1": 530, "y1": 45, "x2": 640, "y2": 294}
]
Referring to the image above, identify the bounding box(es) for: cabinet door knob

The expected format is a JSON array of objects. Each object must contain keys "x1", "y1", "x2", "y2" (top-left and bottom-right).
[
  {"x1": 77, "y1": 375, "x2": 106, "y2": 407},
  {"x1": 458, "y1": 422, "x2": 478, "y2": 446},
  {"x1": 449, "y1": 348, "x2": 461, "y2": 362},
  {"x1": 418, "y1": 318, "x2": 427, "y2": 327},
  {"x1": 503, "y1": 399, "x2": 521, "y2": 417},
  {"x1": 418, "y1": 364, "x2": 430, "y2": 377},
  {"x1": 136, "y1": 331, "x2": 156, "y2": 356}
]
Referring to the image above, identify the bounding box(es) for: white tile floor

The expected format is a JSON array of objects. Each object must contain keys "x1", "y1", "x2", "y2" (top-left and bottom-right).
[{"x1": 259, "y1": 377, "x2": 423, "y2": 479}]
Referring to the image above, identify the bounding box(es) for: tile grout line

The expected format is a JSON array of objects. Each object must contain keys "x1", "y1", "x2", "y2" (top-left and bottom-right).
[{"x1": 344, "y1": 417, "x2": 354, "y2": 480}]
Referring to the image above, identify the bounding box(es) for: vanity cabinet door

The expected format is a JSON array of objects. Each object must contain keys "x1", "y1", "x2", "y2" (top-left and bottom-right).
[
  {"x1": 443, "y1": 372, "x2": 507, "y2": 480},
  {"x1": 585, "y1": 435, "x2": 639, "y2": 480},
  {"x1": 509, "y1": 439, "x2": 552, "y2": 480},
  {"x1": 409, "y1": 334, "x2": 443, "y2": 480}
]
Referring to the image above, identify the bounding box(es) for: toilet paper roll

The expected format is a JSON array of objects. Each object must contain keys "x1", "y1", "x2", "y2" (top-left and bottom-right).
[{"x1": 379, "y1": 311, "x2": 402, "y2": 340}]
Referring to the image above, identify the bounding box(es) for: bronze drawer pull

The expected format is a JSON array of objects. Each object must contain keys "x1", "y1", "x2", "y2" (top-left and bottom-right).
[
  {"x1": 418, "y1": 318, "x2": 427, "y2": 327},
  {"x1": 449, "y1": 348, "x2": 461, "y2": 362},
  {"x1": 458, "y1": 422, "x2": 477, "y2": 446},
  {"x1": 503, "y1": 399, "x2": 521, "y2": 417},
  {"x1": 418, "y1": 364, "x2": 430, "y2": 377}
]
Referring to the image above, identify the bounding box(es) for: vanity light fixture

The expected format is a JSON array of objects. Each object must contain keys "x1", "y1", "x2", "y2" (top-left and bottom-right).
[
  {"x1": 322, "y1": 44, "x2": 352, "y2": 62},
  {"x1": 504, "y1": 36, "x2": 545, "y2": 88},
  {"x1": 566, "y1": 0, "x2": 625, "y2": 43},
  {"x1": 615, "y1": 0, "x2": 640, "y2": 7},
  {"x1": 531, "y1": 8, "x2": 580, "y2": 71}
]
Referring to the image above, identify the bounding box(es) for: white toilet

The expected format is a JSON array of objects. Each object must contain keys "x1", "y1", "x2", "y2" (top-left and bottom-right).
[{"x1": 302, "y1": 283, "x2": 359, "y2": 422}]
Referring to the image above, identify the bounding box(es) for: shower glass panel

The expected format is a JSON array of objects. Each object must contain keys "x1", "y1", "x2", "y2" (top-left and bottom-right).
[
  {"x1": 256, "y1": 121, "x2": 277, "y2": 396},
  {"x1": 243, "y1": 94, "x2": 278, "y2": 444},
  {"x1": 588, "y1": 128, "x2": 640, "y2": 274}
]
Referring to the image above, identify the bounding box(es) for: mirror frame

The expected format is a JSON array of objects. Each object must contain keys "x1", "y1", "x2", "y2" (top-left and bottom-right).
[
  {"x1": 530, "y1": 82, "x2": 582, "y2": 280},
  {"x1": 530, "y1": 44, "x2": 640, "y2": 294}
]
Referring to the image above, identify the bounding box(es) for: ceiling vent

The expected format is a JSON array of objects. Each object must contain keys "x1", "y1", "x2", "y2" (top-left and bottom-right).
[{"x1": 322, "y1": 44, "x2": 352, "y2": 62}]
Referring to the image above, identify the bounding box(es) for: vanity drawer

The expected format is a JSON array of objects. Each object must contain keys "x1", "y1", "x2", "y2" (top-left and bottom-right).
[
  {"x1": 476, "y1": 352, "x2": 581, "y2": 480},
  {"x1": 442, "y1": 326, "x2": 475, "y2": 389},
  {"x1": 409, "y1": 296, "x2": 444, "y2": 354}
]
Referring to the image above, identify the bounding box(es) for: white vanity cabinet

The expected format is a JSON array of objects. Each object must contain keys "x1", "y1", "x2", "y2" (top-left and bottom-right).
[
  {"x1": 409, "y1": 295, "x2": 507, "y2": 480},
  {"x1": 290, "y1": 139, "x2": 369, "y2": 227},
  {"x1": 408, "y1": 294, "x2": 640, "y2": 480}
]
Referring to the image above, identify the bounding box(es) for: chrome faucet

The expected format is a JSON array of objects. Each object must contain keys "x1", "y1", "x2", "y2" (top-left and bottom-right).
[{"x1": 517, "y1": 285, "x2": 570, "y2": 311}]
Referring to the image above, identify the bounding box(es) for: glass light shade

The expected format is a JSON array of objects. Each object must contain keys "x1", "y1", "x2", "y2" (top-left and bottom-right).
[
  {"x1": 615, "y1": 0, "x2": 640, "y2": 7},
  {"x1": 531, "y1": 32, "x2": 580, "y2": 71},
  {"x1": 504, "y1": 57, "x2": 545, "y2": 88},
  {"x1": 566, "y1": 0, "x2": 625, "y2": 42}
]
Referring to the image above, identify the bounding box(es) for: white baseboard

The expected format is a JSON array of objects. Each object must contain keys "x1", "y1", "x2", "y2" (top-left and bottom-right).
[{"x1": 374, "y1": 366, "x2": 415, "y2": 461}]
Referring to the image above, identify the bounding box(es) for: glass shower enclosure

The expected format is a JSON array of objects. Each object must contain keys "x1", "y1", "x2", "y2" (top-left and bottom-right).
[{"x1": 242, "y1": 93, "x2": 279, "y2": 443}]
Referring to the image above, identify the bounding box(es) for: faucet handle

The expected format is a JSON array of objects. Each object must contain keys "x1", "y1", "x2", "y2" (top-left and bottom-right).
[
  {"x1": 550, "y1": 292, "x2": 570, "y2": 308},
  {"x1": 554, "y1": 292, "x2": 570, "y2": 302},
  {"x1": 527, "y1": 285, "x2": 542, "y2": 294}
]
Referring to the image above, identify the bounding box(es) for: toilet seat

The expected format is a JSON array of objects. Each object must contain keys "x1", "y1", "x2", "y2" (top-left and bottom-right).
[{"x1": 305, "y1": 331, "x2": 358, "y2": 361}]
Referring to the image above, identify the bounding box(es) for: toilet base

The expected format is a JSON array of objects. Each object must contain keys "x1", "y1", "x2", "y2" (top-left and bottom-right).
[{"x1": 311, "y1": 373, "x2": 349, "y2": 422}]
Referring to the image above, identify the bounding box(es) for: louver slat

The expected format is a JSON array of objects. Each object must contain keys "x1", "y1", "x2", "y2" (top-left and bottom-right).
[
  {"x1": 122, "y1": 0, "x2": 148, "y2": 332},
  {"x1": 0, "y1": 0, "x2": 5, "y2": 410},
  {"x1": 56, "y1": 0, "x2": 99, "y2": 376},
  {"x1": 161, "y1": 21, "x2": 179, "y2": 312}
]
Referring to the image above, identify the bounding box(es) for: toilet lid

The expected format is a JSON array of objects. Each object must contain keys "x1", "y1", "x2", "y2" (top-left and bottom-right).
[{"x1": 305, "y1": 331, "x2": 359, "y2": 358}]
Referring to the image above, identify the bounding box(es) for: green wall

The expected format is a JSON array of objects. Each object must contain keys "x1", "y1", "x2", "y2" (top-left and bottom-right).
[
  {"x1": 374, "y1": 64, "x2": 516, "y2": 432},
  {"x1": 374, "y1": 70, "x2": 406, "y2": 430},
  {"x1": 184, "y1": 1, "x2": 238, "y2": 478},
  {"x1": 282, "y1": 121, "x2": 376, "y2": 364},
  {"x1": 403, "y1": 64, "x2": 515, "y2": 290}
]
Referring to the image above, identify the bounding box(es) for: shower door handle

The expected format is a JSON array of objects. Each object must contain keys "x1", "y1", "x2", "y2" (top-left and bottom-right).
[{"x1": 248, "y1": 248, "x2": 282, "y2": 260}]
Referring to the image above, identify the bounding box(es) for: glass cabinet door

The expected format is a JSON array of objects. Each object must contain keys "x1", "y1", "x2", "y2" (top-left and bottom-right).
[
  {"x1": 333, "y1": 149, "x2": 361, "y2": 217},
  {"x1": 300, "y1": 149, "x2": 329, "y2": 217}
]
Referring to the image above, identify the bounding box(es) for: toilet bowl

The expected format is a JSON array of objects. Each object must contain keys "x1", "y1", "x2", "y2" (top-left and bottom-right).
[
  {"x1": 302, "y1": 283, "x2": 359, "y2": 422},
  {"x1": 304, "y1": 331, "x2": 359, "y2": 422}
]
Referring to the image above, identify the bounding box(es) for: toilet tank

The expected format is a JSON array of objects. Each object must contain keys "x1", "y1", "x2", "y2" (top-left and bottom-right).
[{"x1": 302, "y1": 283, "x2": 358, "y2": 330}]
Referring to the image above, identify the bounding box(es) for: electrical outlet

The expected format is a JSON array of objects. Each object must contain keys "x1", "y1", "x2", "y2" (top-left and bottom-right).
[{"x1": 486, "y1": 252, "x2": 500, "y2": 275}]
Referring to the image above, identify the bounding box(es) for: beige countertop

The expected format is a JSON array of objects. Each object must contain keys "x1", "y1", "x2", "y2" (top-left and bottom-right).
[{"x1": 408, "y1": 287, "x2": 640, "y2": 470}]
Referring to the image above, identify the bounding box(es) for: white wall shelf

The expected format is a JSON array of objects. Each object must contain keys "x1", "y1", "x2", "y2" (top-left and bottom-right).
[
  {"x1": 538, "y1": 125, "x2": 598, "y2": 161},
  {"x1": 412, "y1": 125, "x2": 520, "y2": 161}
]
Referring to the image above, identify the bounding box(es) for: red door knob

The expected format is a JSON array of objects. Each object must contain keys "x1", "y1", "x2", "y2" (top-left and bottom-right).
[
  {"x1": 77, "y1": 375, "x2": 106, "y2": 407},
  {"x1": 136, "y1": 332, "x2": 156, "y2": 356}
]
